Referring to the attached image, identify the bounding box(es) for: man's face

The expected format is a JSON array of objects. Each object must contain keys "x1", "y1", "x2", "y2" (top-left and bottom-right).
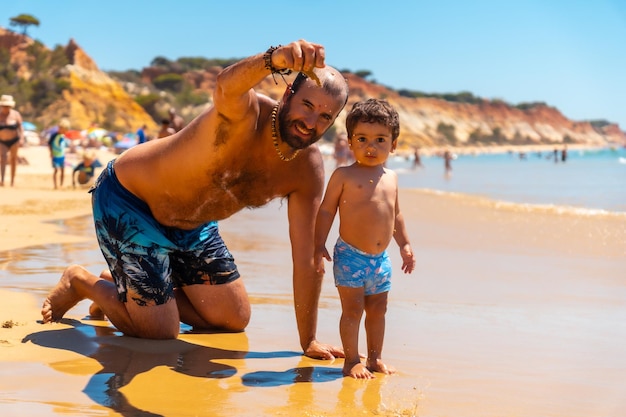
[{"x1": 278, "y1": 83, "x2": 345, "y2": 150}]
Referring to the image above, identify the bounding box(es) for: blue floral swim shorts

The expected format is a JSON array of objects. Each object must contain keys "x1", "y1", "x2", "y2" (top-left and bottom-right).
[{"x1": 333, "y1": 237, "x2": 392, "y2": 295}]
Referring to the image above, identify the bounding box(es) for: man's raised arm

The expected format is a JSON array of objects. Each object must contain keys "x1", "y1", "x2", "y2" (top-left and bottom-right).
[{"x1": 213, "y1": 40, "x2": 326, "y2": 120}]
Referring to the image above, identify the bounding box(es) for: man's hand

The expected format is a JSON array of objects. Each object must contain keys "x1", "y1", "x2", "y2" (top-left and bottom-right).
[
  {"x1": 272, "y1": 40, "x2": 325, "y2": 73},
  {"x1": 304, "y1": 340, "x2": 344, "y2": 360}
]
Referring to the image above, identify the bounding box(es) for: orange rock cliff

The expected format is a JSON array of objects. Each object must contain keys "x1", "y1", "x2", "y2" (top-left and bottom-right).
[{"x1": 1, "y1": 27, "x2": 624, "y2": 149}]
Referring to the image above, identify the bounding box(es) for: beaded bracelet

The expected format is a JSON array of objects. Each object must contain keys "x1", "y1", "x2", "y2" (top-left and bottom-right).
[{"x1": 264, "y1": 45, "x2": 292, "y2": 85}]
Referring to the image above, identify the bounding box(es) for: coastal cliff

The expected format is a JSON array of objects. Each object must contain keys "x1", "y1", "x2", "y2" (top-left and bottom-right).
[{"x1": 1, "y1": 27, "x2": 624, "y2": 148}]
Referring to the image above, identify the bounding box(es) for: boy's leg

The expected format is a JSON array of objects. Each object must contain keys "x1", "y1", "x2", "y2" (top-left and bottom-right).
[
  {"x1": 337, "y1": 286, "x2": 373, "y2": 378},
  {"x1": 364, "y1": 291, "x2": 395, "y2": 375}
]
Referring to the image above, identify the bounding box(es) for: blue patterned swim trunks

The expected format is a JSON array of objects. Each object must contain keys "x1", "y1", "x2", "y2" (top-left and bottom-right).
[
  {"x1": 89, "y1": 160, "x2": 240, "y2": 306},
  {"x1": 333, "y1": 237, "x2": 392, "y2": 295},
  {"x1": 51, "y1": 156, "x2": 65, "y2": 169}
]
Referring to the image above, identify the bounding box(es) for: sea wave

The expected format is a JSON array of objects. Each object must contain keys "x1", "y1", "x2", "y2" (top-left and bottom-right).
[{"x1": 409, "y1": 188, "x2": 626, "y2": 219}]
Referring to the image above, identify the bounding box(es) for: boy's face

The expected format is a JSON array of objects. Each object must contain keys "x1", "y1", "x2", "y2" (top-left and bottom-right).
[{"x1": 348, "y1": 121, "x2": 396, "y2": 166}]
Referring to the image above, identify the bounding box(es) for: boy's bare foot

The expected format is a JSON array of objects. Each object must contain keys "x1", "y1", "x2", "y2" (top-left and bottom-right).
[
  {"x1": 367, "y1": 358, "x2": 396, "y2": 375},
  {"x1": 343, "y1": 360, "x2": 375, "y2": 379},
  {"x1": 41, "y1": 265, "x2": 85, "y2": 323}
]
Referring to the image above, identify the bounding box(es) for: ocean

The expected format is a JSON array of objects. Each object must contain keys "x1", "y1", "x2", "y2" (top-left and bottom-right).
[{"x1": 388, "y1": 146, "x2": 626, "y2": 214}]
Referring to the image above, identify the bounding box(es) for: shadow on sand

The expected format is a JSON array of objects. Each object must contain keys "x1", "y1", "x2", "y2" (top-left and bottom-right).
[{"x1": 23, "y1": 319, "x2": 342, "y2": 416}]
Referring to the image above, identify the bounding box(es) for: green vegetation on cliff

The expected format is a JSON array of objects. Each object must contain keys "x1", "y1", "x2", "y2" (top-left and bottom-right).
[{"x1": 0, "y1": 41, "x2": 69, "y2": 121}]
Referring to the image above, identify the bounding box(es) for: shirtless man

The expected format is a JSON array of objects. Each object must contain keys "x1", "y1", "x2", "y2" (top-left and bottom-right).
[
  {"x1": 41, "y1": 40, "x2": 350, "y2": 360},
  {"x1": 168, "y1": 108, "x2": 185, "y2": 132}
]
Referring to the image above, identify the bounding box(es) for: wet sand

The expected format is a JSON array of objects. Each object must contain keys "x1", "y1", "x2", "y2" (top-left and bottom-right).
[{"x1": 1, "y1": 146, "x2": 625, "y2": 416}]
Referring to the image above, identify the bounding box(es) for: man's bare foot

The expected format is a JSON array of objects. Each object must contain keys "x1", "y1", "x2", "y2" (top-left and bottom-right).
[
  {"x1": 87, "y1": 269, "x2": 113, "y2": 320},
  {"x1": 343, "y1": 360, "x2": 375, "y2": 379},
  {"x1": 366, "y1": 358, "x2": 396, "y2": 375},
  {"x1": 41, "y1": 265, "x2": 86, "y2": 323}
]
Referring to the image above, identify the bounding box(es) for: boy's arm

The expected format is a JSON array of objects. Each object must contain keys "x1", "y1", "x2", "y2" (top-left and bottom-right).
[
  {"x1": 393, "y1": 191, "x2": 415, "y2": 274},
  {"x1": 314, "y1": 170, "x2": 343, "y2": 273}
]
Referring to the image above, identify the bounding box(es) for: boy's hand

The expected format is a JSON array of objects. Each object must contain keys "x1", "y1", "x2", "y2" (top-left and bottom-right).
[
  {"x1": 313, "y1": 247, "x2": 331, "y2": 274},
  {"x1": 400, "y1": 245, "x2": 415, "y2": 274}
]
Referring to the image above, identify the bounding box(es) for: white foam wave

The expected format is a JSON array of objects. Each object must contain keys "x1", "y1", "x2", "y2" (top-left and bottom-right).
[{"x1": 408, "y1": 188, "x2": 626, "y2": 218}]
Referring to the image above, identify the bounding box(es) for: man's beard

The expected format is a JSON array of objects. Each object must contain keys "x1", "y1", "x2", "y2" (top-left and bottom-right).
[{"x1": 277, "y1": 105, "x2": 321, "y2": 150}]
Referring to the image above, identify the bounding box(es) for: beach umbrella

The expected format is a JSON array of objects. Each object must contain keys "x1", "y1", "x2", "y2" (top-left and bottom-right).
[
  {"x1": 113, "y1": 133, "x2": 138, "y2": 150},
  {"x1": 64, "y1": 130, "x2": 85, "y2": 140},
  {"x1": 85, "y1": 127, "x2": 108, "y2": 139},
  {"x1": 22, "y1": 121, "x2": 37, "y2": 131}
]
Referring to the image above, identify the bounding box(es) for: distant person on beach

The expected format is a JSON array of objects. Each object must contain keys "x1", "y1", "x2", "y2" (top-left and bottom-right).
[
  {"x1": 443, "y1": 149, "x2": 453, "y2": 178},
  {"x1": 314, "y1": 99, "x2": 415, "y2": 379},
  {"x1": 41, "y1": 40, "x2": 350, "y2": 360},
  {"x1": 413, "y1": 146, "x2": 422, "y2": 168},
  {"x1": 333, "y1": 132, "x2": 351, "y2": 168},
  {"x1": 72, "y1": 150, "x2": 102, "y2": 188},
  {"x1": 136, "y1": 124, "x2": 147, "y2": 144},
  {"x1": 0, "y1": 94, "x2": 24, "y2": 187},
  {"x1": 49, "y1": 118, "x2": 70, "y2": 189},
  {"x1": 168, "y1": 108, "x2": 185, "y2": 132},
  {"x1": 561, "y1": 145, "x2": 567, "y2": 162},
  {"x1": 157, "y1": 119, "x2": 175, "y2": 138}
]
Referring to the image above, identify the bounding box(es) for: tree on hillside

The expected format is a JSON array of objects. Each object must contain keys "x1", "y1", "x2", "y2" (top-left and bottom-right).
[
  {"x1": 9, "y1": 14, "x2": 40, "y2": 36},
  {"x1": 354, "y1": 70, "x2": 373, "y2": 79}
]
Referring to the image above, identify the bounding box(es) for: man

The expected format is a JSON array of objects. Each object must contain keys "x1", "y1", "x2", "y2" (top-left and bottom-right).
[
  {"x1": 157, "y1": 119, "x2": 175, "y2": 138},
  {"x1": 41, "y1": 40, "x2": 350, "y2": 360},
  {"x1": 136, "y1": 124, "x2": 147, "y2": 144}
]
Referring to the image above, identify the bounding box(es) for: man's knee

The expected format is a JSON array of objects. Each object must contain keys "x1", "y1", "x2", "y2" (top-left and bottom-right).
[{"x1": 223, "y1": 306, "x2": 251, "y2": 332}]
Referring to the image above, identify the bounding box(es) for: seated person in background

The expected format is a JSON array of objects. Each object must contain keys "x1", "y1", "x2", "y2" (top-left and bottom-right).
[
  {"x1": 72, "y1": 150, "x2": 102, "y2": 188},
  {"x1": 157, "y1": 119, "x2": 176, "y2": 139}
]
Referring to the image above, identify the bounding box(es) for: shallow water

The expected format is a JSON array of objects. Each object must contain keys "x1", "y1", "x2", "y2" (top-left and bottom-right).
[
  {"x1": 389, "y1": 146, "x2": 626, "y2": 213},
  {"x1": 0, "y1": 216, "x2": 102, "y2": 298}
]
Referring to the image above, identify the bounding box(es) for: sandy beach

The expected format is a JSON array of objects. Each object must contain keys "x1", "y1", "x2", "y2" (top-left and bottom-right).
[{"x1": 1, "y1": 145, "x2": 625, "y2": 416}]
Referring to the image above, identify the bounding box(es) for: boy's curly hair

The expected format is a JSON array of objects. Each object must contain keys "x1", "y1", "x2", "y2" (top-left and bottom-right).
[{"x1": 345, "y1": 98, "x2": 400, "y2": 141}]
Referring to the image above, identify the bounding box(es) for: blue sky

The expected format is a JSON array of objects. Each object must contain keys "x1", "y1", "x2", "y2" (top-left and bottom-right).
[{"x1": 3, "y1": 0, "x2": 626, "y2": 129}]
